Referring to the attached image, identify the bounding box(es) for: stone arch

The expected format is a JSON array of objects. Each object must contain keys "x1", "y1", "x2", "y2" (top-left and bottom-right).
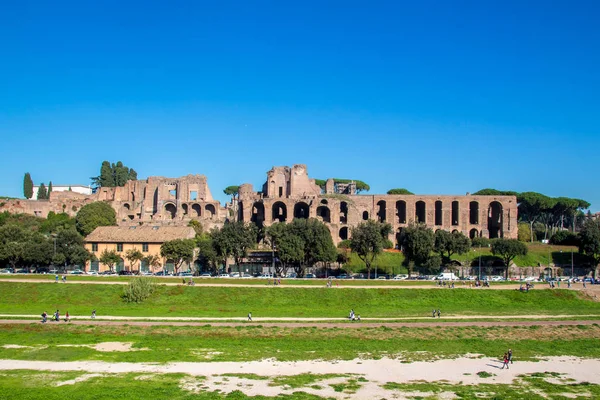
[
  {"x1": 416, "y1": 201, "x2": 426, "y2": 224},
  {"x1": 320, "y1": 199, "x2": 328, "y2": 205},
  {"x1": 123, "y1": 203, "x2": 130, "y2": 211},
  {"x1": 205, "y1": 204, "x2": 216, "y2": 219},
  {"x1": 339, "y1": 227, "x2": 348, "y2": 240},
  {"x1": 469, "y1": 228, "x2": 479, "y2": 239},
  {"x1": 340, "y1": 202, "x2": 348, "y2": 224},
  {"x1": 192, "y1": 203, "x2": 201, "y2": 217},
  {"x1": 251, "y1": 202, "x2": 265, "y2": 227},
  {"x1": 469, "y1": 201, "x2": 479, "y2": 224},
  {"x1": 452, "y1": 229, "x2": 459, "y2": 234},
  {"x1": 164, "y1": 203, "x2": 177, "y2": 219},
  {"x1": 452, "y1": 201, "x2": 459, "y2": 226},
  {"x1": 182, "y1": 204, "x2": 188, "y2": 215},
  {"x1": 488, "y1": 201, "x2": 503, "y2": 238},
  {"x1": 272, "y1": 202, "x2": 287, "y2": 222},
  {"x1": 434, "y1": 201, "x2": 442, "y2": 225},
  {"x1": 316, "y1": 205, "x2": 331, "y2": 223},
  {"x1": 294, "y1": 202, "x2": 310, "y2": 219},
  {"x1": 396, "y1": 200, "x2": 407, "y2": 224},
  {"x1": 362, "y1": 211, "x2": 369, "y2": 220},
  {"x1": 377, "y1": 200, "x2": 387, "y2": 223}
]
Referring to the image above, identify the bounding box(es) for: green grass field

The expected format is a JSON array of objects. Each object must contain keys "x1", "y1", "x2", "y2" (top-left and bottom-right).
[
  {"x1": 1, "y1": 324, "x2": 599, "y2": 363},
  {"x1": 0, "y1": 282, "x2": 598, "y2": 318}
]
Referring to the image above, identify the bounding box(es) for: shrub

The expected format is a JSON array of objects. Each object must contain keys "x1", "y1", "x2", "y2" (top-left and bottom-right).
[
  {"x1": 337, "y1": 240, "x2": 351, "y2": 249},
  {"x1": 550, "y1": 230, "x2": 579, "y2": 246},
  {"x1": 122, "y1": 277, "x2": 156, "y2": 303},
  {"x1": 471, "y1": 237, "x2": 491, "y2": 248},
  {"x1": 383, "y1": 239, "x2": 394, "y2": 249}
]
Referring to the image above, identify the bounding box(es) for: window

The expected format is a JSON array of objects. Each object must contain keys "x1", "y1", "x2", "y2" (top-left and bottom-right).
[
  {"x1": 142, "y1": 243, "x2": 149, "y2": 252},
  {"x1": 91, "y1": 243, "x2": 98, "y2": 252},
  {"x1": 117, "y1": 243, "x2": 123, "y2": 252}
]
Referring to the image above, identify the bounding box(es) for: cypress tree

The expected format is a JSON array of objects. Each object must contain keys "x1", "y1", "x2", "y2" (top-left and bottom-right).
[
  {"x1": 48, "y1": 181, "x2": 53, "y2": 195},
  {"x1": 23, "y1": 173, "x2": 33, "y2": 199},
  {"x1": 38, "y1": 183, "x2": 47, "y2": 200}
]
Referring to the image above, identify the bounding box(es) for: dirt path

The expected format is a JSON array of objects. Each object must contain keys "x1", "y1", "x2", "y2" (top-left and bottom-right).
[
  {"x1": 1, "y1": 278, "x2": 597, "y2": 291},
  {"x1": 1, "y1": 356, "x2": 599, "y2": 399},
  {"x1": 0, "y1": 318, "x2": 598, "y2": 328}
]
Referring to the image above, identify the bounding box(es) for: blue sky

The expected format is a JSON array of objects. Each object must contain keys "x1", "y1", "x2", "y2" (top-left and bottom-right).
[{"x1": 1, "y1": 1, "x2": 598, "y2": 210}]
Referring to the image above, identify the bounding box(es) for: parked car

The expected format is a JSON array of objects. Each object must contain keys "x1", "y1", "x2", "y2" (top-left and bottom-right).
[
  {"x1": 199, "y1": 272, "x2": 213, "y2": 278},
  {"x1": 392, "y1": 274, "x2": 408, "y2": 280},
  {"x1": 218, "y1": 273, "x2": 230, "y2": 278},
  {"x1": 0, "y1": 269, "x2": 12, "y2": 274},
  {"x1": 230, "y1": 272, "x2": 240, "y2": 278},
  {"x1": 241, "y1": 273, "x2": 253, "y2": 278},
  {"x1": 436, "y1": 273, "x2": 458, "y2": 281},
  {"x1": 377, "y1": 276, "x2": 388, "y2": 280},
  {"x1": 118, "y1": 270, "x2": 133, "y2": 276},
  {"x1": 305, "y1": 273, "x2": 315, "y2": 278},
  {"x1": 69, "y1": 269, "x2": 85, "y2": 275},
  {"x1": 177, "y1": 271, "x2": 193, "y2": 277},
  {"x1": 86, "y1": 271, "x2": 98, "y2": 276}
]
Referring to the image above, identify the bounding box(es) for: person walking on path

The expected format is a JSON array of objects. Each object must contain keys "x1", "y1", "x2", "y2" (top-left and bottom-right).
[
  {"x1": 41, "y1": 311, "x2": 47, "y2": 323},
  {"x1": 91, "y1": 310, "x2": 96, "y2": 319},
  {"x1": 501, "y1": 352, "x2": 510, "y2": 369},
  {"x1": 55, "y1": 274, "x2": 59, "y2": 283},
  {"x1": 437, "y1": 309, "x2": 441, "y2": 318},
  {"x1": 247, "y1": 312, "x2": 252, "y2": 322},
  {"x1": 54, "y1": 310, "x2": 60, "y2": 322},
  {"x1": 508, "y1": 348, "x2": 513, "y2": 364},
  {"x1": 432, "y1": 309, "x2": 436, "y2": 318},
  {"x1": 62, "y1": 275, "x2": 66, "y2": 283},
  {"x1": 583, "y1": 280, "x2": 587, "y2": 289},
  {"x1": 65, "y1": 311, "x2": 70, "y2": 322}
]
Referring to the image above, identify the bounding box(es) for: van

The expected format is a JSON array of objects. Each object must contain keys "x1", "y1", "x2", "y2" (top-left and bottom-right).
[{"x1": 436, "y1": 273, "x2": 458, "y2": 281}]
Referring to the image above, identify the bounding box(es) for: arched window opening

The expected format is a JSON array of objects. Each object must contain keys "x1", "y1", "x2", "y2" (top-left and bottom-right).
[
  {"x1": 434, "y1": 201, "x2": 442, "y2": 225},
  {"x1": 452, "y1": 201, "x2": 459, "y2": 226},
  {"x1": 469, "y1": 201, "x2": 479, "y2": 224},
  {"x1": 416, "y1": 201, "x2": 426, "y2": 224},
  {"x1": 396, "y1": 200, "x2": 406, "y2": 224}
]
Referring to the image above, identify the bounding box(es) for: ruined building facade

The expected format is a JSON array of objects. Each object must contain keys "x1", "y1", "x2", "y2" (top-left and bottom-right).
[
  {"x1": 238, "y1": 165, "x2": 518, "y2": 245},
  {"x1": 1, "y1": 164, "x2": 518, "y2": 244}
]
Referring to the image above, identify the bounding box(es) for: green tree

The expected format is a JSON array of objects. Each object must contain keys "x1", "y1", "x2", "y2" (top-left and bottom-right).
[
  {"x1": 91, "y1": 161, "x2": 138, "y2": 188},
  {"x1": 23, "y1": 173, "x2": 34, "y2": 199},
  {"x1": 221, "y1": 222, "x2": 256, "y2": 273},
  {"x1": 578, "y1": 219, "x2": 600, "y2": 279},
  {"x1": 434, "y1": 230, "x2": 470, "y2": 265},
  {"x1": 188, "y1": 220, "x2": 203, "y2": 237},
  {"x1": 267, "y1": 222, "x2": 304, "y2": 277},
  {"x1": 37, "y1": 183, "x2": 47, "y2": 200},
  {"x1": 75, "y1": 202, "x2": 117, "y2": 236},
  {"x1": 518, "y1": 192, "x2": 554, "y2": 242},
  {"x1": 99, "y1": 249, "x2": 122, "y2": 272},
  {"x1": 517, "y1": 222, "x2": 531, "y2": 242},
  {"x1": 290, "y1": 219, "x2": 337, "y2": 277},
  {"x1": 491, "y1": 239, "x2": 528, "y2": 278},
  {"x1": 387, "y1": 188, "x2": 414, "y2": 195},
  {"x1": 54, "y1": 229, "x2": 93, "y2": 269},
  {"x1": 23, "y1": 233, "x2": 53, "y2": 271},
  {"x1": 349, "y1": 220, "x2": 393, "y2": 278},
  {"x1": 401, "y1": 224, "x2": 435, "y2": 273},
  {"x1": 125, "y1": 248, "x2": 144, "y2": 272},
  {"x1": 142, "y1": 254, "x2": 162, "y2": 273},
  {"x1": 160, "y1": 239, "x2": 196, "y2": 274},
  {"x1": 40, "y1": 212, "x2": 75, "y2": 234},
  {"x1": 223, "y1": 186, "x2": 240, "y2": 199},
  {"x1": 48, "y1": 181, "x2": 53, "y2": 196},
  {"x1": 196, "y1": 236, "x2": 218, "y2": 273},
  {"x1": 472, "y1": 188, "x2": 519, "y2": 196}
]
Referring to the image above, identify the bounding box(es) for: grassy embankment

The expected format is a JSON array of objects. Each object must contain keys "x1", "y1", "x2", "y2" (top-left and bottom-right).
[
  {"x1": 0, "y1": 282, "x2": 598, "y2": 318},
  {"x1": 1, "y1": 324, "x2": 600, "y2": 363}
]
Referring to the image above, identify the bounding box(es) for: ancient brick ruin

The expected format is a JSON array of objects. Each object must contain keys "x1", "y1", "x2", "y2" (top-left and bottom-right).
[{"x1": 1, "y1": 164, "x2": 518, "y2": 244}]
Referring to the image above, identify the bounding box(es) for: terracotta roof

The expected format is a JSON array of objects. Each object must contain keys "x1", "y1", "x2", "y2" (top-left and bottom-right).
[{"x1": 85, "y1": 226, "x2": 196, "y2": 243}]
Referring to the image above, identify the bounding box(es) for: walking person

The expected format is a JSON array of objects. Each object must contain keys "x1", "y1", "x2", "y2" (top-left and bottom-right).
[
  {"x1": 501, "y1": 352, "x2": 509, "y2": 369},
  {"x1": 432, "y1": 309, "x2": 436, "y2": 318},
  {"x1": 508, "y1": 348, "x2": 513, "y2": 364},
  {"x1": 62, "y1": 275, "x2": 66, "y2": 283},
  {"x1": 55, "y1": 274, "x2": 59, "y2": 283},
  {"x1": 437, "y1": 309, "x2": 441, "y2": 318},
  {"x1": 41, "y1": 311, "x2": 47, "y2": 323},
  {"x1": 247, "y1": 312, "x2": 252, "y2": 322},
  {"x1": 54, "y1": 310, "x2": 60, "y2": 322},
  {"x1": 65, "y1": 311, "x2": 70, "y2": 322},
  {"x1": 91, "y1": 310, "x2": 96, "y2": 319}
]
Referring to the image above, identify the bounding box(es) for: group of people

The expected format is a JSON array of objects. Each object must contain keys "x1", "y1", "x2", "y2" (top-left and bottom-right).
[
  {"x1": 182, "y1": 278, "x2": 195, "y2": 286},
  {"x1": 431, "y1": 309, "x2": 441, "y2": 318},
  {"x1": 501, "y1": 348, "x2": 513, "y2": 369},
  {"x1": 437, "y1": 281, "x2": 455, "y2": 288},
  {"x1": 41, "y1": 309, "x2": 96, "y2": 323},
  {"x1": 267, "y1": 278, "x2": 282, "y2": 286},
  {"x1": 326, "y1": 278, "x2": 339, "y2": 288},
  {"x1": 518, "y1": 283, "x2": 534, "y2": 292},
  {"x1": 54, "y1": 274, "x2": 67, "y2": 283}
]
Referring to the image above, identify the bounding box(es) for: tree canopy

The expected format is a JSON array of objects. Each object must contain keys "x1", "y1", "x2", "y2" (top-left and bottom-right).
[
  {"x1": 75, "y1": 202, "x2": 117, "y2": 237},
  {"x1": 211, "y1": 222, "x2": 257, "y2": 272},
  {"x1": 349, "y1": 220, "x2": 392, "y2": 277},
  {"x1": 434, "y1": 230, "x2": 470, "y2": 265},
  {"x1": 579, "y1": 219, "x2": 600, "y2": 278},
  {"x1": 37, "y1": 183, "x2": 48, "y2": 200},
  {"x1": 160, "y1": 239, "x2": 196, "y2": 274},
  {"x1": 91, "y1": 161, "x2": 138, "y2": 188},
  {"x1": 23, "y1": 173, "x2": 33, "y2": 199},
  {"x1": 387, "y1": 188, "x2": 414, "y2": 195},
  {"x1": 99, "y1": 249, "x2": 121, "y2": 272},
  {"x1": 401, "y1": 224, "x2": 437, "y2": 273},
  {"x1": 490, "y1": 239, "x2": 528, "y2": 278},
  {"x1": 223, "y1": 186, "x2": 240, "y2": 197},
  {"x1": 314, "y1": 178, "x2": 370, "y2": 193},
  {"x1": 472, "y1": 188, "x2": 519, "y2": 196}
]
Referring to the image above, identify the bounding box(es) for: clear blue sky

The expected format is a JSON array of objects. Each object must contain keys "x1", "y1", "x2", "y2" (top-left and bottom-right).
[{"x1": 1, "y1": 1, "x2": 598, "y2": 210}]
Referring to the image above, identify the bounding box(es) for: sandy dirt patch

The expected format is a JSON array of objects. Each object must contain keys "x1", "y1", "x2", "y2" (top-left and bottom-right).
[
  {"x1": 56, "y1": 342, "x2": 146, "y2": 352},
  {"x1": 56, "y1": 373, "x2": 104, "y2": 386}
]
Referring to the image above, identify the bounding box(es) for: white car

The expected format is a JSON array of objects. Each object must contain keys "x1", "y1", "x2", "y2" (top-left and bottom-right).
[
  {"x1": 230, "y1": 272, "x2": 240, "y2": 278},
  {"x1": 491, "y1": 276, "x2": 505, "y2": 282},
  {"x1": 392, "y1": 274, "x2": 408, "y2": 280},
  {"x1": 218, "y1": 273, "x2": 230, "y2": 278},
  {"x1": 86, "y1": 271, "x2": 98, "y2": 276}
]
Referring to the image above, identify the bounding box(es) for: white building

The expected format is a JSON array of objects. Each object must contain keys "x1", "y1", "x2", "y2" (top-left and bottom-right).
[{"x1": 32, "y1": 185, "x2": 92, "y2": 200}]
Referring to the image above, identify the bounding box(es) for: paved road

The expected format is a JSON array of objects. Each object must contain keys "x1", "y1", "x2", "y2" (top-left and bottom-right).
[{"x1": 1, "y1": 318, "x2": 598, "y2": 328}]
